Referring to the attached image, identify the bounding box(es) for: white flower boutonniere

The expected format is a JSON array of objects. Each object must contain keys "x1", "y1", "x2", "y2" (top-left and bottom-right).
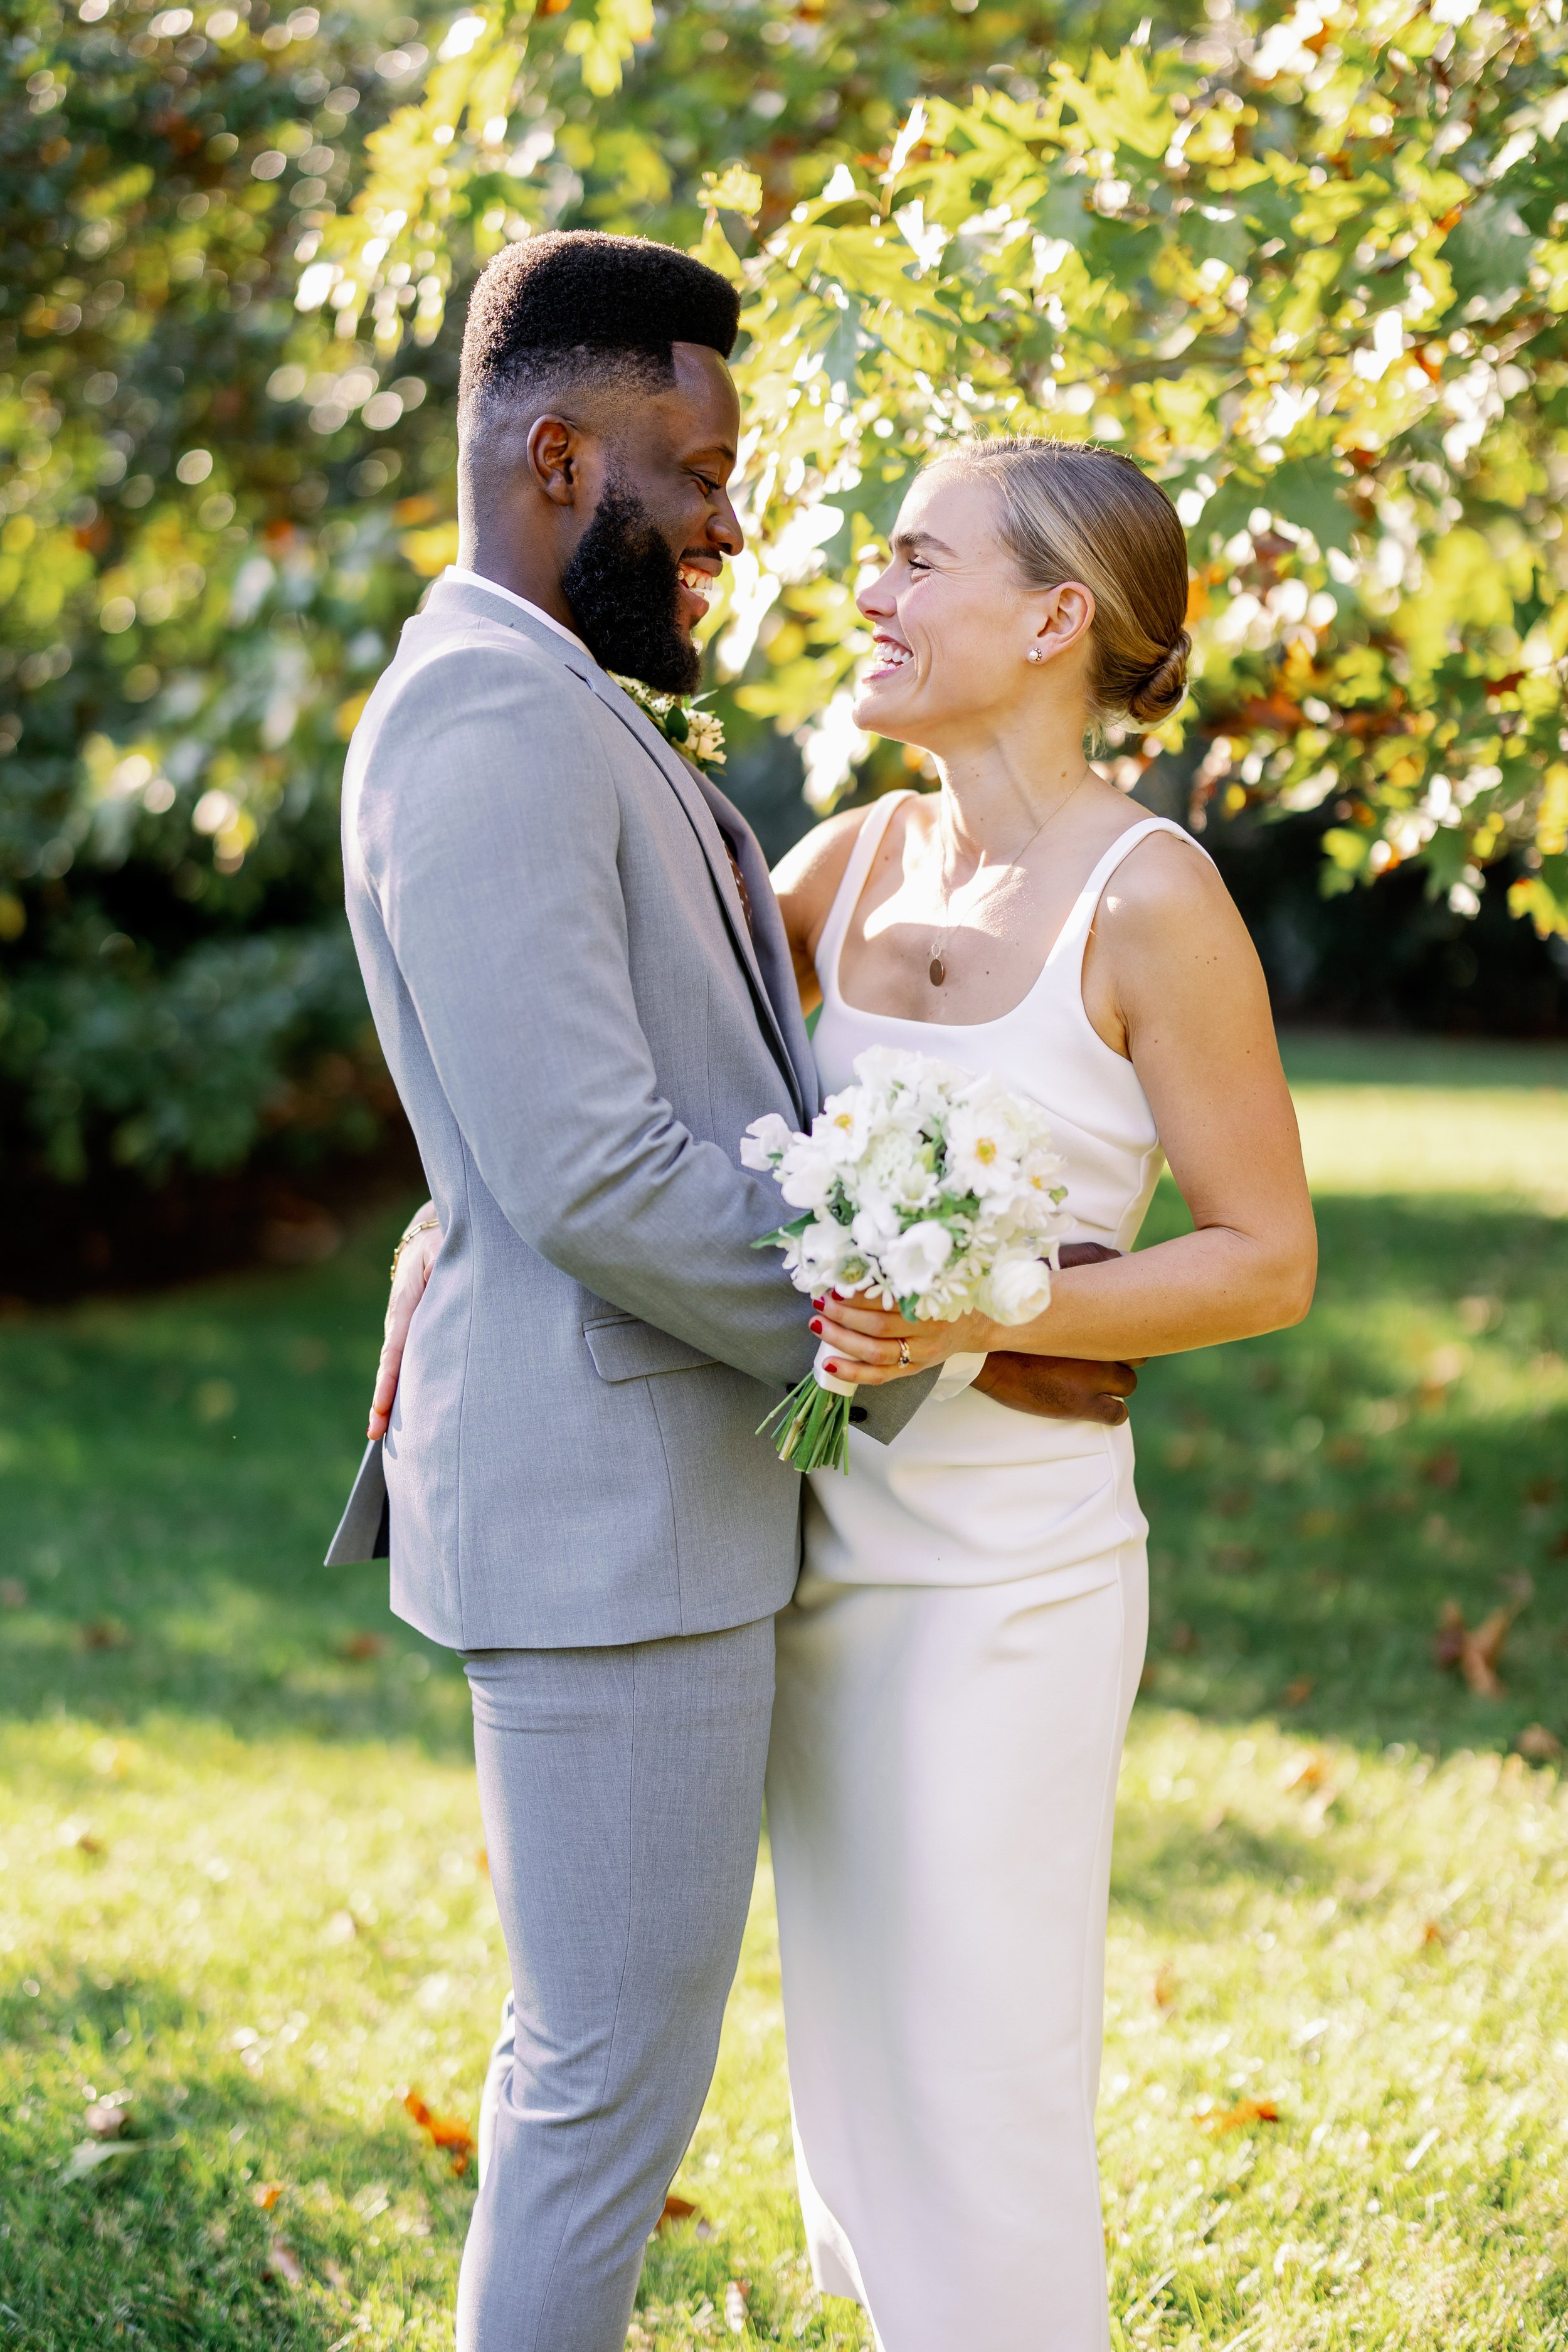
[{"x1": 616, "y1": 678, "x2": 727, "y2": 771}]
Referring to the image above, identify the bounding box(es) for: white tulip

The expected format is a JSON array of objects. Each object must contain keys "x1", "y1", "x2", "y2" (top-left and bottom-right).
[
  {"x1": 740, "y1": 1112, "x2": 795, "y2": 1170},
  {"x1": 882, "y1": 1219, "x2": 955, "y2": 1293}
]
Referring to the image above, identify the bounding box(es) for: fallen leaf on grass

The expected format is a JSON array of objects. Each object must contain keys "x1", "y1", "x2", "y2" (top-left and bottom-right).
[
  {"x1": 83, "y1": 2097, "x2": 130, "y2": 2139},
  {"x1": 401, "y1": 2089, "x2": 474, "y2": 2174},
  {"x1": 1279, "y1": 1675, "x2": 1315, "y2": 1709},
  {"x1": 1197, "y1": 2096, "x2": 1281, "y2": 2134},
  {"x1": 1433, "y1": 1598, "x2": 1520, "y2": 1698},
  {"x1": 252, "y1": 2181, "x2": 285, "y2": 2210},
  {"x1": 474, "y1": 1847, "x2": 489, "y2": 1878},
  {"x1": 1153, "y1": 1963, "x2": 1177, "y2": 2010},
  {"x1": 263, "y1": 2238, "x2": 304, "y2": 2287},
  {"x1": 1422, "y1": 1919, "x2": 1446, "y2": 1946},
  {"x1": 1515, "y1": 1723, "x2": 1562, "y2": 1763},
  {"x1": 1282, "y1": 1751, "x2": 1327, "y2": 1792},
  {"x1": 655, "y1": 2191, "x2": 714, "y2": 2240},
  {"x1": 79, "y1": 1620, "x2": 130, "y2": 1651},
  {"x1": 337, "y1": 1633, "x2": 388, "y2": 1661}
]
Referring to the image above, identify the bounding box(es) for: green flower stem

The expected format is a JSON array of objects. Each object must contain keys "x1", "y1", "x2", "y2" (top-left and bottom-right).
[{"x1": 758, "y1": 1372, "x2": 853, "y2": 1474}]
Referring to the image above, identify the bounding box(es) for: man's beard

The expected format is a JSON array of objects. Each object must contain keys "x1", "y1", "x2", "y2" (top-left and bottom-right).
[{"x1": 561, "y1": 475, "x2": 702, "y2": 696}]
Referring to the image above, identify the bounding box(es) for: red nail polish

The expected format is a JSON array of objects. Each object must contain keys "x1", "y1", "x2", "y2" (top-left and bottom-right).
[
  {"x1": 810, "y1": 1318, "x2": 823, "y2": 1335},
  {"x1": 811, "y1": 1296, "x2": 824, "y2": 1309}
]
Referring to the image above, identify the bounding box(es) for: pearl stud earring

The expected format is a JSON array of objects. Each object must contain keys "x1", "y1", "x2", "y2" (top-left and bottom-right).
[{"x1": 1027, "y1": 649, "x2": 1043, "y2": 663}]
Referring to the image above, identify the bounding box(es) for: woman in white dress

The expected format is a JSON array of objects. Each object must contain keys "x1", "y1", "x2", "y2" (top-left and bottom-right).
[{"x1": 763, "y1": 438, "x2": 1316, "y2": 2350}]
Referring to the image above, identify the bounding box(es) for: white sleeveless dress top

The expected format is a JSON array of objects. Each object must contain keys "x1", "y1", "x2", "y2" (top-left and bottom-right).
[{"x1": 805, "y1": 793, "x2": 1210, "y2": 1594}]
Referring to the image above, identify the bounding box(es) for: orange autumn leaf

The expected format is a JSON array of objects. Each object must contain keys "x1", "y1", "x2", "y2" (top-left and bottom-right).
[
  {"x1": 1282, "y1": 1751, "x2": 1327, "y2": 1792},
  {"x1": 1153, "y1": 1963, "x2": 1177, "y2": 2010},
  {"x1": 656, "y1": 2191, "x2": 712, "y2": 2239},
  {"x1": 252, "y1": 2181, "x2": 284, "y2": 2210},
  {"x1": 1422, "y1": 1919, "x2": 1446, "y2": 1946},
  {"x1": 402, "y1": 2088, "x2": 475, "y2": 2174},
  {"x1": 338, "y1": 1632, "x2": 388, "y2": 1661},
  {"x1": 1198, "y1": 2095, "x2": 1281, "y2": 2134}
]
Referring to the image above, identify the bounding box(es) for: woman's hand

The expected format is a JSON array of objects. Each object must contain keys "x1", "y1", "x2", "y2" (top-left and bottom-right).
[
  {"x1": 809, "y1": 1290, "x2": 996, "y2": 1386},
  {"x1": 368, "y1": 1206, "x2": 441, "y2": 1439}
]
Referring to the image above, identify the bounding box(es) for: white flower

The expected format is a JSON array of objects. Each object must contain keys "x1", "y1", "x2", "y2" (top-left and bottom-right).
[
  {"x1": 850, "y1": 1197, "x2": 901, "y2": 1254},
  {"x1": 882, "y1": 1219, "x2": 955, "y2": 1295},
  {"x1": 740, "y1": 1112, "x2": 794, "y2": 1171},
  {"x1": 777, "y1": 1136, "x2": 838, "y2": 1211},
  {"x1": 816, "y1": 1084, "x2": 876, "y2": 1165},
  {"x1": 785, "y1": 1218, "x2": 857, "y2": 1288},
  {"x1": 945, "y1": 1079, "x2": 1049, "y2": 1204},
  {"x1": 981, "y1": 1249, "x2": 1054, "y2": 1325}
]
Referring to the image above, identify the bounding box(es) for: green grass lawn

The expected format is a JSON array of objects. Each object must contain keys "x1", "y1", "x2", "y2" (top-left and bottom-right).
[{"x1": 3, "y1": 1032, "x2": 1567, "y2": 2349}]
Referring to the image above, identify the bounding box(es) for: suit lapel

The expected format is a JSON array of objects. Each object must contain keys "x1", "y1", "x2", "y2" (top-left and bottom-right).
[
  {"x1": 586, "y1": 674, "x2": 809, "y2": 1123},
  {"x1": 690, "y1": 766, "x2": 820, "y2": 1123},
  {"x1": 425, "y1": 578, "x2": 811, "y2": 1125}
]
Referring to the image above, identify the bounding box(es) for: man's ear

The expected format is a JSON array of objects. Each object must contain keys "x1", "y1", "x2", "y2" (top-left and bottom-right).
[{"x1": 526, "y1": 413, "x2": 581, "y2": 507}]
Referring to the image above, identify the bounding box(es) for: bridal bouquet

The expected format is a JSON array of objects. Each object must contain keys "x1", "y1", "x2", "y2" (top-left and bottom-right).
[{"x1": 742, "y1": 1046, "x2": 1071, "y2": 1473}]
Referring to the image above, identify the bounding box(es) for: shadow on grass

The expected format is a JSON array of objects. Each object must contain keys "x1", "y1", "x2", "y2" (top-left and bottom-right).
[
  {"x1": 1, "y1": 1186, "x2": 1564, "y2": 1764},
  {"x1": 1, "y1": 1958, "x2": 784, "y2": 2352},
  {"x1": 1110, "y1": 1811, "x2": 1337, "y2": 1922},
  {"x1": 0, "y1": 1960, "x2": 472, "y2": 2352},
  {"x1": 1131, "y1": 1187, "x2": 1568, "y2": 1757}
]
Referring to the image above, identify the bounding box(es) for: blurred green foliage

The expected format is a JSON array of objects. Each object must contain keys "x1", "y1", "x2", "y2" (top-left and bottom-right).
[{"x1": 4, "y1": 0, "x2": 1567, "y2": 1194}]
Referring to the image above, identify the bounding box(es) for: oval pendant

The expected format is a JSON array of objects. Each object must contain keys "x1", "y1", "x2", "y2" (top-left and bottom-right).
[{"x1": 928, "y1": 955, "x2": 946, "y2": 987}]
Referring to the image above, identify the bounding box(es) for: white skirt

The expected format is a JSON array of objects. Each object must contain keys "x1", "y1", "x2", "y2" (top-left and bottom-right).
[{"x1": 766, "y1": 1540, "x2": 1148, "y2": 2352}]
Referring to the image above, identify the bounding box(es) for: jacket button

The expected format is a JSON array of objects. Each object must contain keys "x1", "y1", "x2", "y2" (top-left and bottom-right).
[{"x1": 849, "y1": 1406, "x2": 868, "y2": 1424}]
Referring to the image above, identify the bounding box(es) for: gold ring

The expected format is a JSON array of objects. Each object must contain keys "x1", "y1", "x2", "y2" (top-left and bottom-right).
[{"x1": 898, "y1": 1340, "x2": 911, "y2": 1365}]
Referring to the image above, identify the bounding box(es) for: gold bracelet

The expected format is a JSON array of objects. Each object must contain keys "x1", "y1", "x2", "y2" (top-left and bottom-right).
[{"x1": 389, "y1": 1217, "x2": 440, "y2": 1281}]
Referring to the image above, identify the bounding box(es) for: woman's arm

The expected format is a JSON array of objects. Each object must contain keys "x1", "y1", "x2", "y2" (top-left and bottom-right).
[
  {"x1": 812, "y1": 834, "x2": 1316, "y2": 1384},
  {"x1": 769, "y1": 804, "x2": 873, "y2": 1015}
]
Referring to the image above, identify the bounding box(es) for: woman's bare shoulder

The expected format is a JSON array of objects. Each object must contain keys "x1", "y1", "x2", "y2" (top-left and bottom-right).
[
  {"x1": 770, "y1": 802, "x2": 874, "y2": 896},
  {"x1": 1096, "y1": 823, "x2": 1236, "y2": 932}
]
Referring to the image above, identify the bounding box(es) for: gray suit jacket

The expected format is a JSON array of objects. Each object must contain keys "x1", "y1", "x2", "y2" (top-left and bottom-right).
[{"x1": 328, "y1": 574, "x2": 930, "y2": 1646}]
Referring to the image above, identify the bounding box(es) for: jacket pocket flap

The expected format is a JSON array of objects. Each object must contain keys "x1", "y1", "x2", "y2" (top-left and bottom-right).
[{"x1": 583, "y1": 1316, "x2": 718, "y2": 1384}]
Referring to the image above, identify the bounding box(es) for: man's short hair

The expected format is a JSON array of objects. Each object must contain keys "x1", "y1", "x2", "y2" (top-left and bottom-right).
[{"x1": 459, "y1": 230, "x2": 741, "y2": 416}]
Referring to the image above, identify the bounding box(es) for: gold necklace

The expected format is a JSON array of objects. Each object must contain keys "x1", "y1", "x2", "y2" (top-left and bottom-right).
[{"x1": 927, "y1": 771, "x2": 1089, "y2": 987}]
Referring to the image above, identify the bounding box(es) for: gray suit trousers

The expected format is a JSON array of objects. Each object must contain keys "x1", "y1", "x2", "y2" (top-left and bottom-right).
[{"x1": 456, "y1": 1621, "x2": 774, "y2": 2352}]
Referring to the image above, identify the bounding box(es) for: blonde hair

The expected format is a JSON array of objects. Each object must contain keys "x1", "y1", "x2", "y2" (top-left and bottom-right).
[{"x1": 935, "y1": 438, "x2": 1192, "y2": 728}]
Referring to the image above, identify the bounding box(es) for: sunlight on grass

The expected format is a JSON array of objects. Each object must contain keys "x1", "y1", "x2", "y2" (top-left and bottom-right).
[
  {"x1": 1283, "y1": 1034, "x2": 1568, "y2": 1208},
  {"x1": 3, "y1": 1034, "x2": 1567, "y2": 2347}
]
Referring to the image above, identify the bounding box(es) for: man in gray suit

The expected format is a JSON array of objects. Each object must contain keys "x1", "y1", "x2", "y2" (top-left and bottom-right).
[{"x1": 330, "y1": 230, "x2": 1135, "y2": 2350}]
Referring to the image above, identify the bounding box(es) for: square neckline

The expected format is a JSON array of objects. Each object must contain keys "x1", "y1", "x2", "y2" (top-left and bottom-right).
[{"x1": 822, "y1": 790, "x2": 1200, "y2": 1041}]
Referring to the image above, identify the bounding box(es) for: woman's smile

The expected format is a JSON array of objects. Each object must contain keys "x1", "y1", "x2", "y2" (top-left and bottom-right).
[{"x1": 862, "y1": 632, "x2": 914, "y2": 682}]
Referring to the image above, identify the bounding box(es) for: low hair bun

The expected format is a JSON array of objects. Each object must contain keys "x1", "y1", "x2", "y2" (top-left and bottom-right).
[{"x1": 1126, "y1": 629, "x2": 1190, "y2": 727}]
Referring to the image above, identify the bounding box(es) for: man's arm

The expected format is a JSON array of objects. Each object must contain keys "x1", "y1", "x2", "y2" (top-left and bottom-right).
[{"x1": 358, "y1": 645, "x2": 817, "y2": 1391}]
